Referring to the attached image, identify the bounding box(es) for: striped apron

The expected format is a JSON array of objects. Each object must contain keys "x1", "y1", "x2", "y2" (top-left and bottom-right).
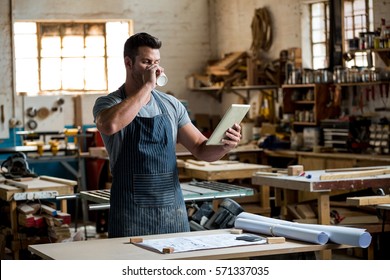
[{"x1": 108, "y1": 91, "x2": 190, "y2": 238}]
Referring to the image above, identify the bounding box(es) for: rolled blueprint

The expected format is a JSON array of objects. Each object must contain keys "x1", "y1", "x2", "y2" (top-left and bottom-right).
[
  {"x1": 235, "y1": 218, "x2": 329, "y2": 245},
  {"x1": 235, "y1": 212, "x2": 372, "y2": 248}
]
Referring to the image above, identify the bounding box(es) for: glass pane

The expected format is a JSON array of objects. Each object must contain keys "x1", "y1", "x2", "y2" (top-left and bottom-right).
[
  {"x1": 312, "y1": 30, "x2": 326, "y2": 43},
  {"x1": 354, "y1": 29, "x2": 362, "y2": 38},
  {"x1": 14, "y1": 22, "x2": 36, "y2": 34},
  {"x1": 85, "y1": 36, "x2": 105, "y2": 56},
  {"x1": 62, "y1": 36, "x2": 84, "y2": 57},
  {"x1": 312, "y1": 17, "x2": 325, "y2": 30},
  {"x1": 41, "y1": 24, "x2": 60, "y2": 36},
  {"x1": 354, "y1": 0, "x2": 365, "y2": 11},
  {"x1": 63, "y1": 23, "x2": 84, "y2": 35},
  {"x1": 354, "y1": 15, "x2": 366, "y2": 30},
  {"x1": 62, "y1": 58, "x2": 85, "y2": 90},
  {"x1": 355, "y1": 53, "x2": 367, "y2": 67},
  {"x1": 344, "y1": 17, "x2": 353, "y2": 29},
  {"x1": 313, "y1": 56, "x2": 327, "y2": 69},
  {"x1": 14, "y1": 34, "x2": 38, "y2": 58},
  {"x1": 41, "y1": 36, "x2": 61, "y2": 57},
  {"x1": 345, "y1": 60, "x2": 354, "y2": 68},
  {"x1": 344, "y1": 1, "x2": 352, "y2": 16},
  {"x1": 313, "y1": 44, "x2": 326, "y2": 56},
  {"x1": 15, "y1": 58, "x2": 39, "y2": 93},
  {"x1": 86, "y1": 24, "x2": 104, "y2": 35},
  {"x1": 85, "y1": 58, "x2": 106, "y2": 90},
  {"x1": 41, "y1": 58, "x2": 61, "y2": 90},
  {"x1": 311, "y1": 3, "x2": 324, "y2": 17},
  {"x1": 107, "y1": 57, "x2": 125, "y2": 91},
  {"x1": 345, "y1": 30, "x2": 353, "y2": 39}
]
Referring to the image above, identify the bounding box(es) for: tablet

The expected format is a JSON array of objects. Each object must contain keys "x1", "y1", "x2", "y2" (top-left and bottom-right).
[{"x1": 206, "y1": 104, "x2": 250, "y2": 145}]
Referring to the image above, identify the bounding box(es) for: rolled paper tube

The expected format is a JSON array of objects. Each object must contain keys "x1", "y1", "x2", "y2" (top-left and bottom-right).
[
  {"x1": 235, "y1": 218, "x2": 329, "y2": 245},
  {"x1": 236, "y1": 212, "x2": 372, "y2": 248}
]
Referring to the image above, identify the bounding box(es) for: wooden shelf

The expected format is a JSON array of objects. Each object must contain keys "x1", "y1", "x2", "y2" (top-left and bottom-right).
[
  {"x1": 295, "y1": 101, "x2": 315, "y2": 104},
  {"x1": 293, "y1": 122, "x2": 317, "y2": 126},
  {"x1": 282, "y1": 83, "x2": 317, "y2": 88},
  {"x1": 336, "y1": 81, "x2": 389, "y2": 87},
  {"x1": 191, "y1": 85, "x2": 278, "y2": 103}
]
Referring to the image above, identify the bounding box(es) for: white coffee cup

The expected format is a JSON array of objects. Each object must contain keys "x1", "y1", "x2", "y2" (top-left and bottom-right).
[{"x1": 157, "y1": 72, "x2": 168, "y2": 87}]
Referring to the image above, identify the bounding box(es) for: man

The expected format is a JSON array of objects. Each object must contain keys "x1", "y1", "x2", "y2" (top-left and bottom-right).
[{"x1": 93, "y1": 32, "x2": 242, "y2": 238}]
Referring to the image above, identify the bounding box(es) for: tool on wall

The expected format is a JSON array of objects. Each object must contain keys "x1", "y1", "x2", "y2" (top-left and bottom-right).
[
  {"x1": 0, "y1": 104, "x2": 4, "y2": 125},
  {"x1": 250, "y1": 7, "x2": 273, "y2": 58},
  {"x1": 22, "y1": 96, "x2": 65, "y2": 132}
]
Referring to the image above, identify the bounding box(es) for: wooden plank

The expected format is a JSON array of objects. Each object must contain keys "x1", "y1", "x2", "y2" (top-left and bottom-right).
[
  {"x1": 254, "y1": 171, "x2": 283, "y2": 177},
  {"x1": 346, "y1": 195, "x2": 390, "y2": 206},
  {"x1": 185, "y1": 159, "x2": 208, "y2": 166},
  {"x1": 319, "y1": 168, "x2": 390, "y2": 180},
  {"x1": 295, "y1": 204, "x2": 316, "y2": 219},
  {"x1": 325, "y1": 166, "x2": 389, "y2": 173},
  {"x1": 4, "y1": 180, "x2": 29, "y2": 189},
  {"x1": 40, "y1": 175, "x2": 78, "y2": 186}
]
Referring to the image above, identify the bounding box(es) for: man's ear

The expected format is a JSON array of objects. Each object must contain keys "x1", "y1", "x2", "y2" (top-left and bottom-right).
[{"x1": 124, "y1": 56, "x2": 132, "y2": 69}]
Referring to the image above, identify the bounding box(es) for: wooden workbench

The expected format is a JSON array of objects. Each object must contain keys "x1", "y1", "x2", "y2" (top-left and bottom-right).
[
  {"x1": 0, "y1": 176, "x2": 77, "y2": 259},
  {"x1": 28, "y1": 228, "x2": 351, "y2": 260},
  {"x1": 252, "y1": 166, "x2": 390, "y2": 259}
]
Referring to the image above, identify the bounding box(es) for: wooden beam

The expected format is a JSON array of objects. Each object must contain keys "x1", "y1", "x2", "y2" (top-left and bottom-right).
[
  {"x1": 346, "y1": 195, "x2": 390, "y2": 206},
  {"x1": 319, "y1": 168, "x2": 390, "y2": 180}
]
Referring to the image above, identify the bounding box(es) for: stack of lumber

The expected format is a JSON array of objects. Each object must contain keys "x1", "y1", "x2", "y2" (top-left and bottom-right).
[
  {"x1": 17, "y1": 203, "x2": 45, "y2": 228},
  {"x1": 16, "y1": 202, "x2": 72, "y2": 241},
  {"x1": 47, "y1": 224, "x2": 71, "y2": 241},
  {"x1": 206, "y1": 52, "x2": 247, "y2": 77}
]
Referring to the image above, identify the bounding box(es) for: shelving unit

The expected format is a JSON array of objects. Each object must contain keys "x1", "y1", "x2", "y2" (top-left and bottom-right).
[{"x1": 282, "y1": 83, "x2": 340, "y2": 130}]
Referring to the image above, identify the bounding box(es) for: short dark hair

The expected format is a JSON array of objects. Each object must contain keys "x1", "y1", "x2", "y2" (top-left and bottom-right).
[{"x1": 123, "y1": 32, "x2": 162, "y2": 63}]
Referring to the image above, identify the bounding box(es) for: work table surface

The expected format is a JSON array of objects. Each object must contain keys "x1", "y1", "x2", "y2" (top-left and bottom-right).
[
  {"x1": 28, "y1": 229, "x2": 350, "y2": 260},
  {"x1": 252, "y1": 166, "x2": 390, "y2": 192}
]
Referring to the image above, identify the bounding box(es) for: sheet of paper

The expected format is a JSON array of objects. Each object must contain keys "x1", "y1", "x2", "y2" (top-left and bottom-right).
[{"x1": 134, "y1": 233, "x2": 266, "y2": 254}]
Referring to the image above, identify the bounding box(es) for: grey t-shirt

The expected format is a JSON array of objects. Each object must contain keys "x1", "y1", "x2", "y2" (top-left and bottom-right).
[{"x1": 93, "y1": 85, "x2": 191, "y2": 170}]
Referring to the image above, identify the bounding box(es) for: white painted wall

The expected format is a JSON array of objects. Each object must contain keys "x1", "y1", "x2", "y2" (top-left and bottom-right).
[{"x1": 0, "y1": 0, "x2": 12, "y2": 139}]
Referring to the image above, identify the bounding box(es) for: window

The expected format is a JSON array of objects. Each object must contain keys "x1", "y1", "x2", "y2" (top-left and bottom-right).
[
  {"x1": 343, "y1": 0, "x2": 373, "y2": 68},
  {"x1": 308, "y1": 0, "x2": 373, "y2": 69},
  {"x1": 310, "y1": 1, "x2": 330, "y2": 69},
  {"x1": 14, "y1": 21, "x2": 133, "y2": 95}
]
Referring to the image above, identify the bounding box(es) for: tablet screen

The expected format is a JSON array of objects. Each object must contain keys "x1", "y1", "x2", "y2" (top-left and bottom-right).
[{"x1": 206, "y1": 104, "x2": 250, "y2": 145}]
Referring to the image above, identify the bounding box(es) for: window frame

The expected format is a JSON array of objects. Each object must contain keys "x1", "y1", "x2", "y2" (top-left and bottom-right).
[{"x1": 13, "y1": 20, "x2": 133, "y2": 96}]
